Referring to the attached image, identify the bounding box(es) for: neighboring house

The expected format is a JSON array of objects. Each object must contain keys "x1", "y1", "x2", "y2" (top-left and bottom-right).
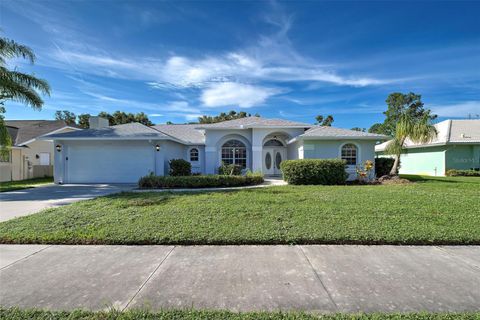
[
  {"x1": 43, "y1": 116, "x2": 387, "y2": 184},
  {"x1": 375, "y1": 119, "x2": 480, "y2": 176},
  {"x1": 0, "y1": 120, "x2": 80, "y2": 182}
]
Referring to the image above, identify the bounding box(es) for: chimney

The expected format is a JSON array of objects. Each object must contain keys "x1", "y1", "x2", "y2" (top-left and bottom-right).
[{"x1": 89, "y1": 116, "x2": 109, "y2": 129}]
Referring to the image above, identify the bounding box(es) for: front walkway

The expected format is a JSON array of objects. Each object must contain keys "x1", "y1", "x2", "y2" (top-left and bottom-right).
[
  {"x1": 0, "y1": 184, "x2": 135, "y2": 222},
  {"x1": 1, "y1": 245, "x2": 479, "y2": 313}
]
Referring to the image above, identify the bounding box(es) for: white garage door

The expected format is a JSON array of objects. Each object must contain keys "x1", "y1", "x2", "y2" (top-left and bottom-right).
[{"x1": 66, "y1": 142, "x2": 155, "y2": 183}]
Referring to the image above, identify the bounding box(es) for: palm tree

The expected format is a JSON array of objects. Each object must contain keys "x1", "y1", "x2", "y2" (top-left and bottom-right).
[
  {"x1": 386, "y1": 113, "x2": 437, "y2": 175},
  {"x1": 0, "y1": 35, "x2": 50, "y2": 153}
]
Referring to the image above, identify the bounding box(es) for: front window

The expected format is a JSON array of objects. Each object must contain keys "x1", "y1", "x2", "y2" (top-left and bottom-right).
[
  {"x1": 341, "y1": 144, "x2": 357, "y2": 165},
  {"x1": 190, "y1": 148, "x2": 199, "y2": 162},
  {"x1": 221, "y1": 140, "x2": 247, "y2": 168}
]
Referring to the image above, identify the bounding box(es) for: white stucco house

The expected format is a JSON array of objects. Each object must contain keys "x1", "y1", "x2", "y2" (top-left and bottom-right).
[{"x1": 43, "y1": 116, "x2": 387, "y2": 183}]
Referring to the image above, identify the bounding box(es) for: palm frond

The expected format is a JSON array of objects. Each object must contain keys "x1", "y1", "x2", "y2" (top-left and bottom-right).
[
  {"x1": 0, "y1": 76, "x2": 44, "y2": 109},
  {"x1": 0, "y1": 68, "x2": 50, "y2": 95},
  {"x1": 410, "y1": 114, "x2": 437, "y2": 144},
  {"x1": 0, "y1": 37, "x2": 35, "y2": 63}
]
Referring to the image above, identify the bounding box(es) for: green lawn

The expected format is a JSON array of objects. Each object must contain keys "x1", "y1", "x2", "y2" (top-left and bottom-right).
[
  {"x1": 0, "y1": 176, "x2": 479, "y2": 245},
  {"x1": 0, "y1": 177, "x2": 53, "y2": 192},
  {"x1": 1, "y1": 308, "x2": 479, "y2": 320}
]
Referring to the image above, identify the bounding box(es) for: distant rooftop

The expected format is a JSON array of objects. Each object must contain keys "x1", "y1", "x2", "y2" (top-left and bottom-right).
[
  {"x1": 5, "y1": 120, "x2": 77, "y2": 146},
  {"x1": 375, "y1": 119, "x2": 480, "y2": 151}
]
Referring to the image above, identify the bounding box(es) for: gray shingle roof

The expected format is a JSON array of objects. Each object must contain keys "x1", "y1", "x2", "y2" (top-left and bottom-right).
[
  {"x1": 448, "y1": 119, "x2": 480, "y2": 143},
  {"x1": 375, "y1": 119, "x2": 480, "y2": 151},
  {"x1": 44, "y1": 123, "x2": 168, "y2": 140},
  {"x1": 5, "y1": 120, "x2": 76, "y2": 146},
  {"x1": 299, "y1": 126, "x2": 388, "y2": 140},
  {"x1": 195, "y1": 117, "x2": 312, "y2": 129},
  {"x1": 153, "y1": 124, "x2": 205, "y2": 144}
]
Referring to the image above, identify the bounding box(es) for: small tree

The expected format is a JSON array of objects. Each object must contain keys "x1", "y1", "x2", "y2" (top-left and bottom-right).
[
  {"x1": 77, "y1": 113, "x2": 91, "y2": 128},
  {"x1": 54, "y1": 110, "x2": 76, "y2": 125},
  {"x1": 315, "y1": 115, "x2": 334, "y2": 126},
  {"x1": 386, "y1": 114, "x2": 437, "y2": 175}
]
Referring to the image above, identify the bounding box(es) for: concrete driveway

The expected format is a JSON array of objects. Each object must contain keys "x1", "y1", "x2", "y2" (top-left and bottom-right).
[{"x1": 0, "y1": 184, "x2": 135, "y2": 222}]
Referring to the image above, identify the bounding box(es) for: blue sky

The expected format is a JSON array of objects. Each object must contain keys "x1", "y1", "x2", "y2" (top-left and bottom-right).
[{"x1": 2, "y1": 0, "x2": 480, "y2": 129}]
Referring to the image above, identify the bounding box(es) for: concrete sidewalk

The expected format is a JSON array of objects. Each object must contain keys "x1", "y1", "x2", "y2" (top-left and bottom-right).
[{"x1": 1, "y1": 245, "x2": 479, "y2": 313}]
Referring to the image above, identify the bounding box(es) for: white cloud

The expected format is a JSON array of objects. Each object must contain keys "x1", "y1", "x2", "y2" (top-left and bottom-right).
[
  {"x1": 149, "y1": 113, "x2": 164, "y2": 117},
  {"x1": 201, "y1": 82, "x2": 280, "y2": 108},
  {"x1": 430, "y1": 101, "x2": 480, "y2": 117}
]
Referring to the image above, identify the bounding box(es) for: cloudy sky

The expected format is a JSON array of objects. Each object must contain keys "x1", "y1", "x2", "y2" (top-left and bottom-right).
[{"x1": 2, "y1": 0, "x2": 479, "y2": 128}]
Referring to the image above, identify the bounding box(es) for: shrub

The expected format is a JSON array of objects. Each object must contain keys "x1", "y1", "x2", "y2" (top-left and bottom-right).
[
  {"x1": 218, "y1": 163, "x2": 243, "y2": 176},
  {"x1": 169, "y1": 159, "x2": 191, "y2": 176},
  {"x1": 138, "y1": 174, "x2": 264, "y2": 189},
  {"x1": 445, "y1": 169, "x2": 480, "y2": 177},
  {"x1": 280, "y1": 159, "x2": 347, "y2": 185},
  {"x1": 375, "y1": 158, "x2": 395, "y2": 177}
]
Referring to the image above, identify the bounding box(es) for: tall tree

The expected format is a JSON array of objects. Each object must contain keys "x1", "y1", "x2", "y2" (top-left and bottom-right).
[
  {"x1": 97, "y1": 111, "x2": 154, "y2": 126},
  {"x1": 54, "y1": 110, "x2": 76, "y2": 125},
  {"x1": 0, "y1": 35, "x2": 50, "y2": 154},
  {"x1": 386, "y1": 113, "x2": 437, "y2": 175},
  {"x1": 374, "y1": 92, "x2": 437, "y2": 136},
  {"x1": 134, "y1": 112, "x2": 153, "y2": 126},
  {"x1": 197, "y1": 110, "x2": 259, "y2": 124},
  {"x1": 315, "y1": 115, "x2": 334, "y2": 126},
  {"x1": 368, "y1": 123, "x2": 385, "y2": 134},
  {"x1": 77, "y1": 113, "x2": 91, "y2": 129},
  {"x1": 351, "y1": 127, "x2": 366, "y2": 132}
]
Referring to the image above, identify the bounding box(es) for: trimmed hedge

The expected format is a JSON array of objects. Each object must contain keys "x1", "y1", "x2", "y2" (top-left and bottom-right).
[
  {"x1": 169, "y1": 159, "x2": 191, "y2": 176},
  {"x1": 280, "y1": 159, "x2": 347, "y2": 185},
  {"x1": 446, "y1": 169, "x2": 480, "y2": 177},
  {"x1": 375, "y1": 157, "x2": 395, "y2": 177},
  {"x1": 138, "y1": 174, "x2": 264, "y2": 189}
]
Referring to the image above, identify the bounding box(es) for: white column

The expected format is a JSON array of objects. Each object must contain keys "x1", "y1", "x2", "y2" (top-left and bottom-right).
[{"x1": 205, "y1": 146, "x2": 217, "y2": 174}]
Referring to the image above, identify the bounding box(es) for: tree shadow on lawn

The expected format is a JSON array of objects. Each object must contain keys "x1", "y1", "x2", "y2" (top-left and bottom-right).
[{"x1": 401, "y1": 175, "x2": 477, "y2": 184}]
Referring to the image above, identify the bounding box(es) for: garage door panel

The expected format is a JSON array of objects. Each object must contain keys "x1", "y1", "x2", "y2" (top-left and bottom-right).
[{"x1": 66, "y1": 143, "x2": 154, "y2": 183}]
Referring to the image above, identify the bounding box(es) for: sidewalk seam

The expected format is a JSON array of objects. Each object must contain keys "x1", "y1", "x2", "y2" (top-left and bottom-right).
[
  {"x1": 0, "y1": 245, "x2": 53, "y2": 271},
  {"x1": 122, "y1": 246, "x2": 176, "y2": 311},
  {"x1": 297, "y1": 245, "x2": 339, "y2": 311},
  {"x1": 434, "y1": 246, "x2": 480, "y2": 271}
]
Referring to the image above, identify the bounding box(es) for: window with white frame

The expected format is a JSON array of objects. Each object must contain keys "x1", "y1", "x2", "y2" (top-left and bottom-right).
[
  {"x1": 190, "y1": 148, "x2": 199, "y2": 162},
  {"x1": 341, "y1": 144, "x2": 358, "y2": 165},
  {"x1": 221, "y1": 140, "x2": 247, "y2": 168}
]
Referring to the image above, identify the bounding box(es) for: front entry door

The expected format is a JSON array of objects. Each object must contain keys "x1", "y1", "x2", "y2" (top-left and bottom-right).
[{"x1": 263, "y1": 148, "x2": 285, "y2": 176}]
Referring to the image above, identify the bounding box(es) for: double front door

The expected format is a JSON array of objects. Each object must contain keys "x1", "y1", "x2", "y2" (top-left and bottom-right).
[{"x1": 263, "y1": 147, "x2": 285, "y2": 176}]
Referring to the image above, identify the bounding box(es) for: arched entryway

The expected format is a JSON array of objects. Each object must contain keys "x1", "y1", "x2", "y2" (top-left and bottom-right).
[{"x1": 262, "y1": 137, "x2": 286, "y2": 176}]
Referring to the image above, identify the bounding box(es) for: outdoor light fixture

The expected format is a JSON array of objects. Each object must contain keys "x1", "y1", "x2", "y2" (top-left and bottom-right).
[
  {"x1": 55, "y1": 144, "x2": 62, "y2": 152},
  {"x1": 155, "y1": 144, "x2": 160, "y2": 151}
]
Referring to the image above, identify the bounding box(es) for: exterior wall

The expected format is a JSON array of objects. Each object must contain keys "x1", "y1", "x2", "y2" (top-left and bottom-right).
[
  {"x1": 1, "y1": 127, "x2": 77, "y2": 182},
  {"x1": 302, "y1": 139, "x2": 378, "y2": 180},
  {"x1": 445, "y1": 144, "x2": 480, "y2": 171},
  {"x1": 0, "y1": 149, "x2": 22, "y2": 182},
  {"x1": 378, "y1": 146, "x2": 446, "y2": 176},
  {"x1": 203, "y1": 128, "x2": 305, "y2": 174},
  {"x1": 160, "y1": 140, "x2": 188, "y2": 175},
  {"x1": 204, "y1": 129, "x2": 253, "y2": 174},
  {"x1": 186, "y1": 145, "x2": 205, "y2": 174}
]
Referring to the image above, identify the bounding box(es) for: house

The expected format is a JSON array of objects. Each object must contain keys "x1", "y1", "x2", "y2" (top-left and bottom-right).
[
  {"x1": 375, "y1": 119, "x2": 480, "y2": 176},
  {"x1": 1, "y1": 120, "x2": 80, "y2": 182},
  {"x1": 43, "y1": 116, "x2": 387, "y2": 184}
]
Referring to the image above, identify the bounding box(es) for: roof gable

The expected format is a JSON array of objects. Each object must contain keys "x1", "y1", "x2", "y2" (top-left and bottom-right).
[
  {"x1": 5, "y1": 120, "x2": 77, "y2": 146},
  {"x1": 194, "y1": 117, "x2": 312, "y2": 129}
]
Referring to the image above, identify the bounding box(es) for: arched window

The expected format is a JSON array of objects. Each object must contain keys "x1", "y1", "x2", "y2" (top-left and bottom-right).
[
  {"x1": 190, "y1": 148, "x2": 199, "y2": 162},
  {"x1": 221, "y1": 140, "x2": 247, "y2": 168},
  {"x1": 341, "y1": 144, "x2": 358, "y2": 165},
  {"x1": 264, "y1": 139, "x2": 284, "y2": 147}
]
